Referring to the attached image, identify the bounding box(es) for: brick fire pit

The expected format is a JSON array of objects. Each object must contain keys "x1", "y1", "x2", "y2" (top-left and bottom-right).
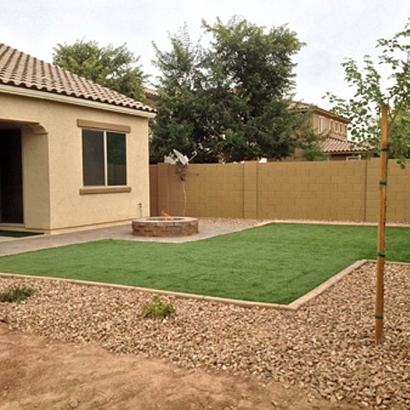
[{"x1": 132, "y1": 217, "x2": 199, "y2": 237}]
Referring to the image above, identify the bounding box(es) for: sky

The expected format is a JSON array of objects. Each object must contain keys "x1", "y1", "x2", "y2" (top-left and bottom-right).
[{"x1": 1, "y1": 0, "x2": 409, "y2": 109}]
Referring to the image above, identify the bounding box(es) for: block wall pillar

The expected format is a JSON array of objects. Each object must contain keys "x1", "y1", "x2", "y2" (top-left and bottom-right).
[{"x1": 243, "y1": 161, "x2": 258, "y2": 219}]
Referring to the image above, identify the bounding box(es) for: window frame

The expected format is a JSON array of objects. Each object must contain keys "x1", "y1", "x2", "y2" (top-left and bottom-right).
[
  {"x1": 81, "y1": 128, "x2": 127, "y2": 187},
  {"x1": 318, "y1": 117, "x2": 325, "y2": 133},
  {"x1": 77, "y1": 120, "x2": 131, "y2": 195}
]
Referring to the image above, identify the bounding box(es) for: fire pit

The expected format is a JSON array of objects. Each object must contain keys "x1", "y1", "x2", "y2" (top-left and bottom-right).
[{"x1": 132, "y1": 216, "x2": 199, "y2": 237}]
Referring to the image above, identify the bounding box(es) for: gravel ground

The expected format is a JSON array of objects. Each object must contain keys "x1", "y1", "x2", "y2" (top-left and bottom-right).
[{"x1": 0, "y1": 231, "x2": 409, "y2": 409}]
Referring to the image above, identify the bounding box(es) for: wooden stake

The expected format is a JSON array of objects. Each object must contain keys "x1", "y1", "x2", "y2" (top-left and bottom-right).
[{"x1": 375, "y1": 104, "x2": 389, "y2": 345}]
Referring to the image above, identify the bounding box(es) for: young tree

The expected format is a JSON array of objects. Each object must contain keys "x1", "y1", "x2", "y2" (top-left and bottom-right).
[
  {"x1": 52, "y1": 40, "x2": 147, "y2": 101},
  {"x1": 150, "y1": 17, "x2": 314, "y2": 163},
  {"x1": 388, "y1": 109, "x2": 410, "y2": 164},
  {"x1": 325, "y1": 18, "x2": 410, "y2": 167},
  {"x1": 325, "y1": 17, "x2": 410, "y2": 345}
]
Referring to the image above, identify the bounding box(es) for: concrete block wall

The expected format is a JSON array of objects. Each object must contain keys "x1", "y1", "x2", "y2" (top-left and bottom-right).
[
  {"x1": 257, "y1": 161, "x2": 367, "y2": 221},
  {"x1": 150, "y1": 159, "x2": 410, "y2": 224},
  {"x1": 383, "y1": 161, "x2": 410, "y2": 223},
  {"x1": 151, "y1": 162, "x2": 244, "y2": 218}
]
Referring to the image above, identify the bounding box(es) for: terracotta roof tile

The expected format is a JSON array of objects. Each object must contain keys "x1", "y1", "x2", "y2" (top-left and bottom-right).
[
  {"x1": 321, "y1": 136, "x2": 367, "y2": 153},
  {"x1": 288, "y1": 101, "x2": 312, "y2": 111},
  {"x1": 144, "y1": 87, "x2": 160, "y2": 98},
  {"x1": 290, "y1": 101, "x2": 350, "y2": 123},
  {"x1": 0, "y1": 43, "x2": 156, "y2": 114}
]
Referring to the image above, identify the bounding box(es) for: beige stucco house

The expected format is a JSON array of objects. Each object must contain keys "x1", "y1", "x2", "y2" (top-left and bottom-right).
[
  {"x1": 0, "y1": 43, "x2": 156, "y2": 234},
  {"x1": 292, "y1": 102, "x2": 368, "y2": 160}
]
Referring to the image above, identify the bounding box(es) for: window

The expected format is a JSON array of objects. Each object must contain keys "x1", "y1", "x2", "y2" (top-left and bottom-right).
[
  {"x1": 82, "y1": 129, "x2": 127, "y2": 186},
  {"x1": 319, "y1": 117, "x2": 325, "y2": 133},
  {"x1": 330, "y1": 120, "x2": 334, "y2": 130}
]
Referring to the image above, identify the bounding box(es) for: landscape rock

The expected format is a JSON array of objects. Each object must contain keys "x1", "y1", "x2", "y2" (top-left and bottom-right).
[{"x1": 0, "y1": 260, "x2": 409, "y2": 409}]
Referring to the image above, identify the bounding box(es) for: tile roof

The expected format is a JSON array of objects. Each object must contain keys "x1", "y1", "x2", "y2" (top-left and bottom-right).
[
  {"x1": 288, "y1": 101, "x2": 312, "y2": 111},
  {"x1": 321, "y1": 136, "x2": 367, "y2": 153},
  {"x1": 0, "y1": 43, "x2": 156, "y2": 114},
  {"x1": 290, "y1": 101, "x2": 350, "y2": 123},
  {"x1": 144, "y1": 87, "x2": 160, "y2": 98}
]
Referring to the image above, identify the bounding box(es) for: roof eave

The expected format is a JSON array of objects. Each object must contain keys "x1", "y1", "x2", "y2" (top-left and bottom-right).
[
  {"x1": 324, "y1": 150, "x2": 368, "y2": 154},
  {"x1": 292, "y1": 103, "x2": 351, "y2": 123},
  {"x1": 0, "y1": 84, "x2": 157, "y2": 119},
  {"x1": 313, "y1": 107, "x2": 351, "y2": 123}
]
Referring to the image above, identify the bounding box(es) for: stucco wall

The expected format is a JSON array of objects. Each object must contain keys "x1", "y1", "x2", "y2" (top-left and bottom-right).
[
  {"x1": 0, "y1": 92, "x2": 150, "y2": 233},
  {"x1": 150, "y1": 160, "x2": 410, "y2": 224},
  {"x1": 22, "y1": 124, "x2": 51, "y2": 230}
]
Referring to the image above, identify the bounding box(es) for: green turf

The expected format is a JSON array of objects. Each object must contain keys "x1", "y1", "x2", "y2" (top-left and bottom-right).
[{"x1": 0, "y1": 223, "x2": 409, "y2": 304}]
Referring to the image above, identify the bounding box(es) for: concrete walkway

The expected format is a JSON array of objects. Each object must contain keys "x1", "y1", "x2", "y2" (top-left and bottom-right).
[{"x1": 0, "y1": 220, "x2": 264, "y2": 257}]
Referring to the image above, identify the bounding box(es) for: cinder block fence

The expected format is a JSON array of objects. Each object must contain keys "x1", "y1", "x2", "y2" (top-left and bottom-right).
[{"x1": 149, "y1": 159, "x2": 410, "y2": 224}]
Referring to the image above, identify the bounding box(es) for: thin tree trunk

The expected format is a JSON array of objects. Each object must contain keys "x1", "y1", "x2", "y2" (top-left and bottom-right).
[{"x1": 375, "y1": 104, "x2": 389, "y2": 345}]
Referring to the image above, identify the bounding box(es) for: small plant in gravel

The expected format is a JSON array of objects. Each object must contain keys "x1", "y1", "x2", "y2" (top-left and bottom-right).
[
  {"x1": 0, "y1": 284, "x2": 36, "y2": 303},
  {"x1": 142, "y1": 296, "x2": 176, "y2": 318}
]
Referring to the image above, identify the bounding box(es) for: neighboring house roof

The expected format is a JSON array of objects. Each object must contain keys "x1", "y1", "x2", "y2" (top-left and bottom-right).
[
  {"x1": 144, "y1": 87, "x2": 160, "y2": 99},
  {"x1": 321, "y1": 136, "x2": 367, "y2": 154},
  {"x1": 290, "y1": 101, "x2": 350, "y2": 123},
  {"x1": 0, "y1": 43, "x2": 156, "y2": 114},
  {"x1": 289, "y1": 101, "x2": 311, "y2": 111}
]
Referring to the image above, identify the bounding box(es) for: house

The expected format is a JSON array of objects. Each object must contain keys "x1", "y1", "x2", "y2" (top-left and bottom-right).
[
  {"x1": 321, "y1": 136, "x2": 368, "y2": 161},
  {"x1": 292, "y1": 101, "x2": 350, "y2": 137},
  {"x1": 0, "y1": 43, "x2": 156, "y2": 234},
  {"x1": 291, "y1": 102, "x2": 367, "y2": 160}
]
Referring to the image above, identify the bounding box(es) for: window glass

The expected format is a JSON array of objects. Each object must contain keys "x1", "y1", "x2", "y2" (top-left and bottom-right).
[
  {"x1": 82, "y1": 129, "x2": 127, "y2": 186},
  {"x1": 107, "y1": 132, "x2": 127, "y2": 185},
  {"x1": 319, "y1": 117, "x2": 325, "y2": 133},
  {"x1": 82, "y1": 129, "x2": 104, "y2": 186}
]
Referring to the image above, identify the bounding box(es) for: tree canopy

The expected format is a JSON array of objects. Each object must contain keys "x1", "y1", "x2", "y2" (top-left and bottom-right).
[
  {"x1": 52, "y1": 39, "x2": 147, "y2": 101},
  {"x1": 325, "y1": 17, "x2": 410, "y2": 167},
  {"x1": 150, "y1": 17, "x2": 314, "y2": 163}
]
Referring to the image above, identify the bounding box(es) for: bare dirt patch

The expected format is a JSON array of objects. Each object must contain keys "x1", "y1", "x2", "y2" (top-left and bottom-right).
[{"x1": 1, "y1": 323, "x2": 357, "y2": 410}]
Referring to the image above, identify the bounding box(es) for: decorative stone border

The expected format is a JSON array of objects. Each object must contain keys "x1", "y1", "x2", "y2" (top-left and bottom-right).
[{"x1": 132, "y1": 217, "x2": 199, "y2": 237}]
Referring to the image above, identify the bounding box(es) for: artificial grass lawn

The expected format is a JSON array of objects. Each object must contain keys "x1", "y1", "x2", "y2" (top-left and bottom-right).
[{"x1": 0, "y1": 223, "x2": 409, "y2": 304}]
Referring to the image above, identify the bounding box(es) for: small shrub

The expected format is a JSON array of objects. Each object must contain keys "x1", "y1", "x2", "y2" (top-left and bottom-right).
[
  {"x1": 0, "y1": 284, "x2": 36, "y2": 303},
  {"x1": 142, "y1": 295, "x2": 176, "y2": 318}
]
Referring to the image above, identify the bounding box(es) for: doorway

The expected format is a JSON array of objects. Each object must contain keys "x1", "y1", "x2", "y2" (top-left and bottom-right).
[{"x1": 0, "y1": 129, "x2": 23, "y2": 223}]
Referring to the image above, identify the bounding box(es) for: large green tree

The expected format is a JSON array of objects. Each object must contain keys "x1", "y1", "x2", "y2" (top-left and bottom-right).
[
  {"x1": 325, "y1": 18, "x2": 410, "y2": 167},
  {"x1": 53, "y1": 40, "x2": 147, "y2": 101},
  {"x1": 150, "y1": 26, "x2": 213, "y2": 162},
  {"x1": 150, "y1": 17, "x2": 313, "y2": 163}
]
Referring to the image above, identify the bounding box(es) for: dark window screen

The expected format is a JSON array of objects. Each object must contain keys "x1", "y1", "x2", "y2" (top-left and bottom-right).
[
  {"x1": 107, "y1": 132, "x2": 127, "y2": 185},
  {"x1": 82, "y1": 129, "x2": 104, "y2": 186}
]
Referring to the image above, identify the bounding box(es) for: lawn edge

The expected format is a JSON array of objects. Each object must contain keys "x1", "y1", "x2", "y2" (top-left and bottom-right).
[
  {"x1": 287, "y1": 259, "x2": 369, "y2": 309},
  {"x1": 0, "y1": 259, "x2": 377, "y2": 311}
]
